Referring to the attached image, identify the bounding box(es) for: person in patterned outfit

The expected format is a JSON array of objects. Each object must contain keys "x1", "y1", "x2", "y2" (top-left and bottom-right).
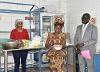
[{"x1": 45, "y1": 20, "x2": 67, "y2": 72}]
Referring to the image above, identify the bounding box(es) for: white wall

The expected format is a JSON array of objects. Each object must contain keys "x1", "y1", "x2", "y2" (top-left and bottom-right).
[
  {"x1": 0, "y1": 0, "x2": 64, "y2": 13},
  {"x1": 67, "y1": 0, "x2": 100, "y2": 52},
  {"x1": 0, "y1": 0, "x2": 67, "y2": 38}
]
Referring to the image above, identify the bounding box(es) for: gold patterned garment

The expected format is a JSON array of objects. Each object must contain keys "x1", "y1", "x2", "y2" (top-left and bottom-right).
[{"x1": 45, "y1": 32, "x2": 67, "y2": 72}]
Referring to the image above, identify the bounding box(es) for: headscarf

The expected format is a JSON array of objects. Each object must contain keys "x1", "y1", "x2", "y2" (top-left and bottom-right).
[
  {"x1": 54, "y1": 16, "x2": 64, "y2": 27},
  {"x1": 54, "y1": 16, "x2": 64, "y2": 24}
]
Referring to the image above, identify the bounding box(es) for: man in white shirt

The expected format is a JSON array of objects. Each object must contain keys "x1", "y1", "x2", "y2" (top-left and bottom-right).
[
  {"x1": 74, "y1": 13, "x2": 98, "y2": 72},
  {"x1": 81, "y1": 23, "x2": 89, "y2": 38}
]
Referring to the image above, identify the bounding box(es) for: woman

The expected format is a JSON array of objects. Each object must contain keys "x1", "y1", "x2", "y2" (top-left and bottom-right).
[
  {"x1": 45, "y1": 21, "x2": 67, "y2": 72},
  {"x1": 10, "y1": 19, "x2": 29, "y2": 72}
]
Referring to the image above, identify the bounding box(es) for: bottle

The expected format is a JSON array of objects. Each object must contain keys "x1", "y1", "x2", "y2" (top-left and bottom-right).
[{"x1": 85, "y1": 64, "x2": 88, "y2": 72}]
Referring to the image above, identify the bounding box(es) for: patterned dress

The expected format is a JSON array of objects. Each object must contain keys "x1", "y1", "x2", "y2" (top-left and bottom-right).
[{"x1": 46, "y1": 32, "x2": 67, "y2": 72}]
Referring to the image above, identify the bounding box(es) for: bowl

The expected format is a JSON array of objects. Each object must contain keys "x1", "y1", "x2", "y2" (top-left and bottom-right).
[
  {"x1": 53, "y1": 45, "x2": 62, "y2": 50},
  {"x1": 2, "y1": 41, "x2": 19, "y2": 50}
]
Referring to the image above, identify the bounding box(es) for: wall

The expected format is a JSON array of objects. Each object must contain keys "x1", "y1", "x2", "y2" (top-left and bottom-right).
[
  {"x1": 67, "y1": 0, "x2": 100, "y2": 52},
  {"x1": 0, "y1": 0, "x2": 67, "y2": 38}
]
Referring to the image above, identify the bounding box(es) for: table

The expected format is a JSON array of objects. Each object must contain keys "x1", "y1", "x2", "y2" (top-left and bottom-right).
[
  {"x1": 1, "y1": 47, "x2": 44, "y2": 72},
  {"x1": 1, "y1": 44, "x2": 75, "y2": 72}
]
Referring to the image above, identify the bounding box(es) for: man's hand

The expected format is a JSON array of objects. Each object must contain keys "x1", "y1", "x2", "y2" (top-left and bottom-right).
[
  {"x1": 76, "y1": 48, "x2": 81, "y2": 54},
  {"x1": 75, "y1": 43, "x2": 84, "y2": 49},
  {"x1": 74, "y1": 43, "x2": 84, "y2": 54}
]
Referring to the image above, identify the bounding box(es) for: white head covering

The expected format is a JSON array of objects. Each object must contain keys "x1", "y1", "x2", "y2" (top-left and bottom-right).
[{"x1": 15, "y1": 19, "x2": 23, "y2": 26}]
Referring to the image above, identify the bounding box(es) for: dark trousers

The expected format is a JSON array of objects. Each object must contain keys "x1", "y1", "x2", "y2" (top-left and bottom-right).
[
  {"x1": 12, "y1": 50, "x2": 28, "y2": 72},
  {"x1": 76, "y1": 53, "x2": 80, "y2": 72}
]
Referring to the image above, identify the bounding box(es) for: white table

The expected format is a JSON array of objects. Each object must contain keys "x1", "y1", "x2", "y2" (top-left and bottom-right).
[
  {"x1": 1, "y1": 44, "x2": 75, "y2": 72},
  {"x1": 2, "y1": 47, "x2": 44, "y2": 72}
]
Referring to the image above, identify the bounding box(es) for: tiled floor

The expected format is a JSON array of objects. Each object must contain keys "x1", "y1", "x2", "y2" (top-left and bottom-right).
[
  {"x1": 0, "y1": 64, "x2": 74, "y2": 72},
  {"x1": 4, "y1": 64, "x2": 74, "y2": 72},
  {"x1": 26, "y1": 64, "x2": 74, "y2": 72}
]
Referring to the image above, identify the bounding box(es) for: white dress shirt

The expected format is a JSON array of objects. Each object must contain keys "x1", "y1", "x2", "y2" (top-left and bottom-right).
[{"x1": 81, "y1": 23, "x2": 89, "y2": 38}]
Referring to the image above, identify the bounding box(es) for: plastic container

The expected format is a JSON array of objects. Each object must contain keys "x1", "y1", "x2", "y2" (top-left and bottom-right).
[
  {"x1": 53, "y1": 45, "x2": 62, "y2": 50},
  {"x1": 93, "y1": 54, "x2": 100, "y2": 72},
  {"x1": 34, "y1": 52, "x2": 49, "y2": 64}
]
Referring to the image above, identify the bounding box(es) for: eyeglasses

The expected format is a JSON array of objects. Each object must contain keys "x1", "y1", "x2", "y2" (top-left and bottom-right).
[{"x1": 17, "y1": 22, "x2": 23, "y2": 24}]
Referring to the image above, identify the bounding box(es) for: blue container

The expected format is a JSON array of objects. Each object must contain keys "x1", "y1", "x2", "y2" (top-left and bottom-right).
[{"x1": 93, "y1": 54, "x2": 100, "y2": 72}]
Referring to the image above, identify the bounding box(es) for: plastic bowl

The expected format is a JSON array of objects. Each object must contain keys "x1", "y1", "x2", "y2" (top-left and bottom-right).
[{"x1": 53, "y1": 45, "x2": 62, "y2": 50}]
